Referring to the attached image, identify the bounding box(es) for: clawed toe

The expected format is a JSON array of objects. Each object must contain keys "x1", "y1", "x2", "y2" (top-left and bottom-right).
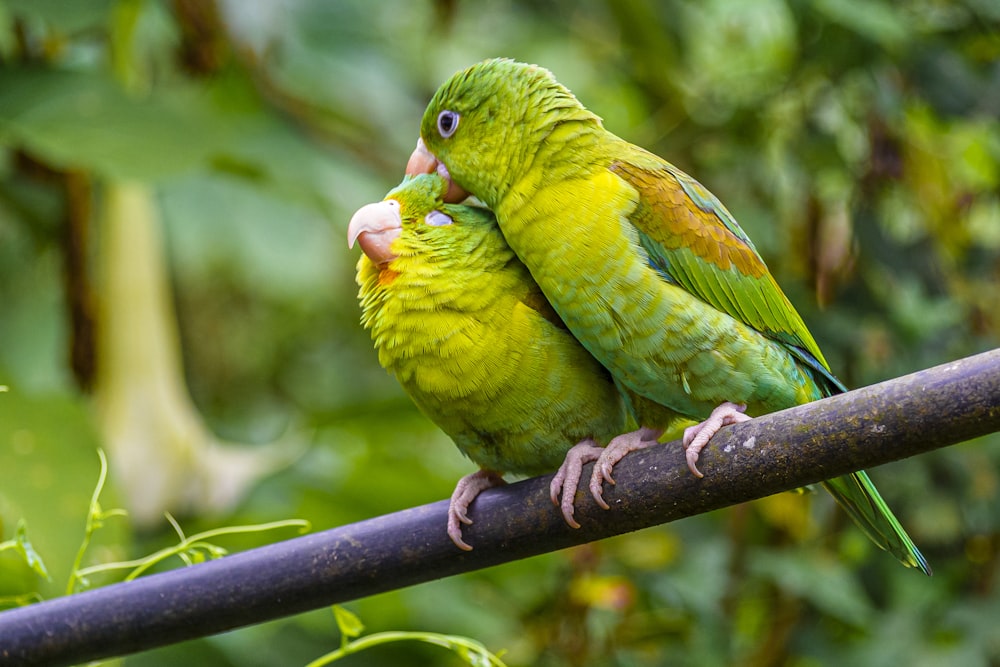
[
  {"x1": 550, "y1": 438, "x2": 604, "y2": 528},
  {"x1": 549, "y1": 428, "x2": 665, "y2": 521},
  {"x1": 681, "y1": 402, "x2": 750, "y2": 477},
  {"x1": 589, "y1": 426, "x2": 662, "y2": 509},
  {"x1": 448, "y1": 469, "x2": 506, "y2": 550}
]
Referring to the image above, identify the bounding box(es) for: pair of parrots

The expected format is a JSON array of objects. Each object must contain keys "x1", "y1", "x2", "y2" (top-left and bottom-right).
[{"x1": 347, "y1": 58, "x2": 929, "y2": 573}]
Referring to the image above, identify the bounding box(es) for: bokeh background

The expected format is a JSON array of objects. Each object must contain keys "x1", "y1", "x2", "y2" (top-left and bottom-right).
[{"x1": 1, "y1": 1, "x2": 999, "y2": 665}]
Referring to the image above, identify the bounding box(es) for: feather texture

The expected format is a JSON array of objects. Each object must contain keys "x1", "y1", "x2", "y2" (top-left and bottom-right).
[{"x1": 354, "y1": 174, "x2": 626, "y2": 476}]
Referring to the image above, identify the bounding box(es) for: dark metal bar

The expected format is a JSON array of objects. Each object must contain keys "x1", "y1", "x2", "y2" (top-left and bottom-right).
[{"x1": 1, "y1": 349, "x2": 998, "y2": 666}]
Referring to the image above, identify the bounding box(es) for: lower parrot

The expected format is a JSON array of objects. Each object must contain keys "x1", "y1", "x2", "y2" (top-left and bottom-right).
[
  {"x1": 348, "y1": 173, "x2": 627, "y2": 550},
  {"x1": 404, "y1": 58, "x2": 931, "y2": 574}
]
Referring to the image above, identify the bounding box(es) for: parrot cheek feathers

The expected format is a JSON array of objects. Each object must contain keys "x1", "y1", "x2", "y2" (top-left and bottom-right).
[{"x1": 405, "y1": 138, "x2": 469, "y2": 204}]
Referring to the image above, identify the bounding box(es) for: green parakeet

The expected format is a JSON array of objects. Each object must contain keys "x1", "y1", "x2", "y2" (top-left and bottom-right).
[
  {"x1": 405, "y1": 58, "x2": 930, "y2": 574},
  {"x1": 348, "y1": 173, "x2": 627, "y2": 550}
]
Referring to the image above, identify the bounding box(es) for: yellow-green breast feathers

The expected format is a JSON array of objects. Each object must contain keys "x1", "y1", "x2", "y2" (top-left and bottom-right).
[{"x1": 352, "y1": 174, "x2": 625, "y2": 476}]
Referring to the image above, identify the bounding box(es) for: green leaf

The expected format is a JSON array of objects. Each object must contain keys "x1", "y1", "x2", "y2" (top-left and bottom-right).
[
  {"x1": 0, "y1": 67, "x2": 227, "y2": 181},
  {"x1": 13, "y1": 519, "x2": 50, "y2": 580},
  {"x1": 333, "y1": 605, "x2": 365, "y2": 640}
]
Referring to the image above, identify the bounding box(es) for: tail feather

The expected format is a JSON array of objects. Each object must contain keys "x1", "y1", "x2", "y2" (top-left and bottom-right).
[
  {"x1": 799, "y1": 358, "x2": 930, "y2": 574},
  {"x1": 822, "y1": 471, "x2": 932, "y2": 576}
]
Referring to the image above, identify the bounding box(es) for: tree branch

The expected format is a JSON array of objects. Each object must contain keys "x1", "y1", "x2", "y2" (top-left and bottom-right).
[{"x1": 2, "y1": 349, "x2": 999, "y2": 666}]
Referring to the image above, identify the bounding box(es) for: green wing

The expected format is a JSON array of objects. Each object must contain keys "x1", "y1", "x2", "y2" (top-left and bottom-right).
[
  {"x1": 610, "y1": 157, "x2": 844, "y2": 394},
  {"x1": 610, "y1": 157, "x2": 930, "y2": 573}
]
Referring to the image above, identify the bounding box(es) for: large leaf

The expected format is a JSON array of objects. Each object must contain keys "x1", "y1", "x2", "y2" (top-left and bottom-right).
[{"x1": 0, "y1": 66, "x2": 228, "y2": 180}]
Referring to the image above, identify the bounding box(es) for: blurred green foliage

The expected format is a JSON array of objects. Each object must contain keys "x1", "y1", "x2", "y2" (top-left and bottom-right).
[{"x1": 0, "y1": 0, "x2": 998, "y2": 665}]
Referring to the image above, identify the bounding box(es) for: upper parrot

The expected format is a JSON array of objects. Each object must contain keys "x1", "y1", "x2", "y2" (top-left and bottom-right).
[
  {"x1": 405, "y1": 58, "x2": 930, "y2": 574},
  {"x1": 348, "y1": 173, "x2": 627, "y2": 550}
]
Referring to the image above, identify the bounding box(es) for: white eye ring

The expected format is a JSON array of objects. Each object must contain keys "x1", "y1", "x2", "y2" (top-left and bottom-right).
[
  {"x1": 437, "y1": 110, "x2": 459, "y2": 138},
  {"x1": 425, "y1": 210, "x2": 453, "y2": 227}
]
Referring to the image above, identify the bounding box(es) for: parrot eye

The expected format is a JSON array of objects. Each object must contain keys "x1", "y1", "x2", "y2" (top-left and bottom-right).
[
  {"x1": 437, "y1": 110, "x2": 459, "y2": 138},
  {"x1": 425, "y1": 210, "x2": 453, "y2": 227}
]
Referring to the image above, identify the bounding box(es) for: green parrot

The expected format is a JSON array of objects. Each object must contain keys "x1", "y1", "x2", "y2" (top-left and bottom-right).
[
  {"x1": 348, "y1": 173, "x2": 627, "y2": 550},
  {"x1": 405, "y1": 58, "x2": 930, "y2": 574}
]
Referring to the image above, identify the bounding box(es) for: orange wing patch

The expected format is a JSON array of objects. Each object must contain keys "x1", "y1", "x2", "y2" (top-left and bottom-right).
[{"x1": 610, "y1": 161, "x2": 767, "y2": 278}]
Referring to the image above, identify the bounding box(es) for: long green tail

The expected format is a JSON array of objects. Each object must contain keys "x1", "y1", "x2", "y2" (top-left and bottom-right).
[
  {"x1": 822, "y1": 471, "x2": 932, "y2": 575},
  {"x1": 796, "y1": 354, "x2": 931, "y2": 575}
]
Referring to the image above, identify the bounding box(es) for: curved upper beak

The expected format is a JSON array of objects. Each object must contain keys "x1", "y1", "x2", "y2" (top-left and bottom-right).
[
  {"x1": 405, "y1": 138, "x2": 469, "y2": 204},
  {"x1": 347, "y1": 199, "x2": 403, "y2": 266}
]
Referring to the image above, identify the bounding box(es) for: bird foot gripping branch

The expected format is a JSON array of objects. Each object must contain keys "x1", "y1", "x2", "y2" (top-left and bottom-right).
[
  {"x1": 682, "y1": 402, "x2": 751, "y2": 478},
  {"x1": 549, "y1": 428, "x2": 666, "y2": 528},
  {"x1": 447, "y1": 470, "x2": 507, "y2": 551}
]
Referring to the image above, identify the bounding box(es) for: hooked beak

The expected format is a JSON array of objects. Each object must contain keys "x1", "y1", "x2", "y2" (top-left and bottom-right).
[
  {"x1": 347, "y1": 199, "x2": 402, "y2": 266},
  {"x1": 405, "y1": 138, "x2": 469, "y2": 203}
]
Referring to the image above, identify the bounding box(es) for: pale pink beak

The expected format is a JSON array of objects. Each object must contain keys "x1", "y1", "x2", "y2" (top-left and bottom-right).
[
  {"x1": 405, "y1": 138, "x2": 469, "y2": 203},
  {"x1": 347, "y1": 199, "x2": 402, "y2": 266}
]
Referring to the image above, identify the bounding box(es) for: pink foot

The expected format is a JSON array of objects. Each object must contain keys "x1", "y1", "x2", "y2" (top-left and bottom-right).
[
  {"x1": 448, "y1": 469, "x2": 506, "y2": 551},
  {"x1": 550, "y1": 438, "x2": 604, "y2": 529},
  {"x1": 681, "y1": 402, "x2": 751, "y2": 478},
  {"x1": 589, "y1": 427, "x2": 663, "y2": 510},
  {"x1": 549, "y1": 428, "x2": 663, "y2": 528}
]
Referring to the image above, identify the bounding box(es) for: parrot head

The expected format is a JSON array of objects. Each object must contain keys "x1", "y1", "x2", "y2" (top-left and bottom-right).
[
  {"x1": 347, "y1": 173, "x2": 495, "y2": 268},
  {"x1": 406, "y1": 58, "x2": 600, "y2": 207}
]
